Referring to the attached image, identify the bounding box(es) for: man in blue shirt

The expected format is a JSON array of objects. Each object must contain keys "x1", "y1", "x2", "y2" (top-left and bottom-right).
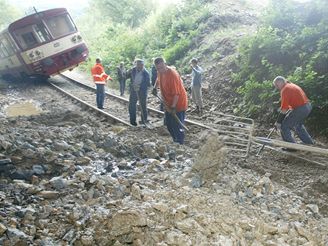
[
  {"x1": 190, "y1": 58, "x2": 204, "y2": 115},
  {"x1": 127, "y1": 59, "x2": 150, "y2": 126}
]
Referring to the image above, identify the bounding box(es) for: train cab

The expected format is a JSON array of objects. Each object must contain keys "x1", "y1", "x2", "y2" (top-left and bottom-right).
[{"x1": 0, "y1": 8, "x2": 89, "y2": 81}]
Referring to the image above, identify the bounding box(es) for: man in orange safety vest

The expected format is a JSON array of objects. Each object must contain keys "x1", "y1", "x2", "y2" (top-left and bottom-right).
[{"x1": 91, "y1": 58, "x2": 112, "y2": 109}]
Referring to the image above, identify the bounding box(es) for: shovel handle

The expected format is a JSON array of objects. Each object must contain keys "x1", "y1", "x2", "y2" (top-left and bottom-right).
[{"x1": 154, "y1": 94, "x2": 188, "y2": 131}]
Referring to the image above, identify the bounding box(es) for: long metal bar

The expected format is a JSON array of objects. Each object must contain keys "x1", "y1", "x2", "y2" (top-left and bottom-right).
[{"x1": 256, "y1": 127, "x2": 276, "y2": 156}]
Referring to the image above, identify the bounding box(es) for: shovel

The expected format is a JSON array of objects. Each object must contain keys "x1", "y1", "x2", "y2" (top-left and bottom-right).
[{"x1": 153, "y1": 94, "x2": 189, "y2": 131}]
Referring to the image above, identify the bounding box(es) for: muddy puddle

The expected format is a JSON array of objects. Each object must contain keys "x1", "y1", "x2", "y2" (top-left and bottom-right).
[{"x1": 5, "y1": 102, "x2": 41, "y2": 117}]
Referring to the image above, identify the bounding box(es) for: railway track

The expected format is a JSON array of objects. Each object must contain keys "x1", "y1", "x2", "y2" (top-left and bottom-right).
[
  {"x1": 48, "y1": 73, "x2": 328, "y2": 166},
  {"x1": 48, "y1": 74, "x2": 254, "y2": 157}
]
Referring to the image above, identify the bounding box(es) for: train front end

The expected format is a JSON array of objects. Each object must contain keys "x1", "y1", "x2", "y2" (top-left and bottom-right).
[{"x1": 8, "y1": 8, "x2": 89, "y2": 78}]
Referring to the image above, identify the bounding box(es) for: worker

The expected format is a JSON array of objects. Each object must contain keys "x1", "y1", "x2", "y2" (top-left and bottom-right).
[
  {"x1": 190, "y1": 58, "x2": 204, "y2": 115},
  {"x1": 91, "y1": 58, "x2": 112, "y2": 109},
  {"x1": 273, "y1": 76, "x2": 314, "y2": 145},
  {"x1": 127, "y1": 59, "x2": 150, "y2": 126},
  {"x1": 117, "y1": 62, "x2": 127, "y2": 96},
  {"x1": 153, "y1": 57, "x2": 188, "y2": 144}
]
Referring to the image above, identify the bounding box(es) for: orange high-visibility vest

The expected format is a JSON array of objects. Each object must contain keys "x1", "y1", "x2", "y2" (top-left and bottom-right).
[{"x1": 91, "y1": 63, "x2": 110, "y2": 84}]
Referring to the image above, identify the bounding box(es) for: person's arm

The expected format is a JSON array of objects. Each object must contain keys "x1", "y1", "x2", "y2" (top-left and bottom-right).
[
  {"x1": 107, "y1": 75, "x2": 113, "y2": 81},
  {"x1": 126, "y1": 69, "x2": 132, "y2": 80},
  {"x1": 169, "y1": 73, "x2": 181, "y2": 113},
  {"x1": 280, "y1": 91, "x2": 289, "y2": 113},
  {"x1": 145, "y1": 71, "x2": 151, "y2": 87},
  {"x1": 192, "y1": 66, "x2": 202, "y2": 75},
  {"x1": 171, "y1": 95, "x2": 179, "y2": 108}
]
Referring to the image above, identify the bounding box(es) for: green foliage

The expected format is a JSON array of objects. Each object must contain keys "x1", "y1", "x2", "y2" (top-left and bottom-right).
[
  {"x1": 77, "y1": 0, "x2": 211, "y2": 75},
  {"x1": 234, "y1": 0, "x2": 328, "y2": 136},
  {"x1": 236, "y1": 80, "x2": 277, "y2": 118},
  {"x1": 93, "y1": 0, "x2": 155, "y2": 28},
  {"x1": 0, "y1": 0, "x2": 21, "y2": 29}
]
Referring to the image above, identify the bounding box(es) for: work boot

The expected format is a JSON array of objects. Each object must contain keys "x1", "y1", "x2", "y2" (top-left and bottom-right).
[
  {"x1": 195, "y1": 106, "x2": 199, "y2": 114},
  {"x1": 199, "y1": 108, "x2": 203, "y2": 116}
]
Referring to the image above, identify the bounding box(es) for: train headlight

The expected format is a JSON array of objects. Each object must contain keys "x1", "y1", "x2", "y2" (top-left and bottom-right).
[
  {"x1": 29, "y1": 52, "x2": 34, "y2": 58},
  {"x1": 43, "y1": 57, "x2": 54, "y2": 66},
  {"x1": 75, "y1": 46, "x2": 84, "y2": 54},
  {"x1": 71, "y1": 36, "x2": 77, "y2": 42},
  {"x1": 35, "y1": 50, "x2": 41, "y2": 56},
  {"x1": 77, "y1": 35, "x2": 82, "y2": 41}
]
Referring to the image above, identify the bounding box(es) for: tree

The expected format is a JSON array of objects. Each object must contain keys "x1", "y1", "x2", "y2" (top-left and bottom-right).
[
  {"x1": 0, "y1": 0, "x2": 20, "y2": 29},
  {"x1": 93, "y1": 0, "x2": 155, "y2": 28}
]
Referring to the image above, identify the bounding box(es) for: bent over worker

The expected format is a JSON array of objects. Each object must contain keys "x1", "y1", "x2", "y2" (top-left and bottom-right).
[
  {"x1": 153, "y1": 57, "x2": 188, "y2": 144},
  {"x1": 127, "y1": 59, "x2": 150, "y2": 126},
  {"x1": 273, "y1": 76, "x2": 314, "y2": 144},
  {"x1": 91, "y1": 58, "x2": 112, "y2": 109}
]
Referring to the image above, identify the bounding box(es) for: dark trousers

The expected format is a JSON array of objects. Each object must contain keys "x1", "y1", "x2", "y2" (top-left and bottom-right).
[
  {"x1": 281, "y1": 103, "x2": 314, "y2": 144},
  {"x1": 129, "y1": 89, "x2": 148, "y2": 124},
  {"x1": 96, "y1": 84, "x2": 105, "y2": 108},
  {"x1": 119, "y1": 79, "x2": 126, "y2": 96},
  {"x1": 165, "y1": 111, "x2": 185, "y2": 144}
]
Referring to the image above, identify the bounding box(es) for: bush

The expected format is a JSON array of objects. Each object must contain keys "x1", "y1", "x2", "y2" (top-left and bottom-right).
[{"x1": 234, "y1": 0, "x2": 328, "y2": 136}]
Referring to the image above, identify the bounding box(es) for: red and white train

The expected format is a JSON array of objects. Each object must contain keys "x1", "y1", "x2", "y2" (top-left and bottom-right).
[{"x1": 0, "y1": 8, "x2": 88, "y2": 81}]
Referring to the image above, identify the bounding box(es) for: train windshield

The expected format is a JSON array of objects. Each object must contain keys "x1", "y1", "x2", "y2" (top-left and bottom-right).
[
  {"x1": 44, "y1": 14, "x2": 76, "y2": 39},
  {"x1": 13, "y1": 23, "x2": 51, "y2": 50}
]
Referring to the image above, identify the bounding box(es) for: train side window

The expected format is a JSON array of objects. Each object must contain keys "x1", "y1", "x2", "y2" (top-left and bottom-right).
[
  {"x1": 0, "y1": 41, "x2": 9, "y2": 57},
  {"x1": 4, "y1": 33, "x2": 18, "y2": 53},
  {"x1": 1, "y1": 37, "x2": 15, "y2": 56},
  {"x1": 0, "y1": 46, "x2": 5, "y2": 58},
  {"x1": 45, "y1": 14, "x2": 76, "y2": 38}
]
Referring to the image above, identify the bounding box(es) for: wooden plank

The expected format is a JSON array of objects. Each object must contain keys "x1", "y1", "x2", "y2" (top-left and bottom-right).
[
  {"x1": 263, "y1": 145, "x2": 327, "y2": 167},
  {"x1": 253, "y1": 137, "x2": 328, "y2": 156}
]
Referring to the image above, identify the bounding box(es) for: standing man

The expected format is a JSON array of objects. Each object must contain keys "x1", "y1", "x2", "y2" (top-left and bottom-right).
[
  {"x1": 91, "y1": 58, "x2": 112, "y2": 109},
  {"x1": 117, "y1": 62, "x2": 127, "y2": 96},
  {"x1": 273, "y1": 76, "x2": 314, "y2": 145},
  {"x1": 151, "y1": 63, "x2": 157, "y2": 87},
  {"x1": 153, "y1": 57, "x2": 188, "y2": 144},
  {"x1": 190, "y1": 58, "x2": 204, "y2": 115},
  {"x1": 151, "y1": 61, "x2": 165, "y2": 112},
  {"x1": 127, "y1": 59, "x2": 150, "y2": 126}
]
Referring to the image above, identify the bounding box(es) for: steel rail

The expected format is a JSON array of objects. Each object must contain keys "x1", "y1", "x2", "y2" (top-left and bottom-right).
[
  {"x1": 48, "y1": 82, "x2": 132, "y2": 126},
  {"x1": 59, "y1": 74, "x2": 253, "y2": 130}
]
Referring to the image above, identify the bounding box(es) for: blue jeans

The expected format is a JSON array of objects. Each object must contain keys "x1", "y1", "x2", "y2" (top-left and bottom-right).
[
  {"x1": 129, "y1": 89, "x2": 148, "y2": 124},
  {"x1": 119, "y1": 79, "x2": 126, "y2": 96},
  {"x1": 96, "y1": 84, "x2": 105, "y2": 108},
  {"x1": 281, "y1": 103, "x2": 314, "y2": 144},
  {"x1": 165, "y1": 111, "x2": 185, "y2": 144}
]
